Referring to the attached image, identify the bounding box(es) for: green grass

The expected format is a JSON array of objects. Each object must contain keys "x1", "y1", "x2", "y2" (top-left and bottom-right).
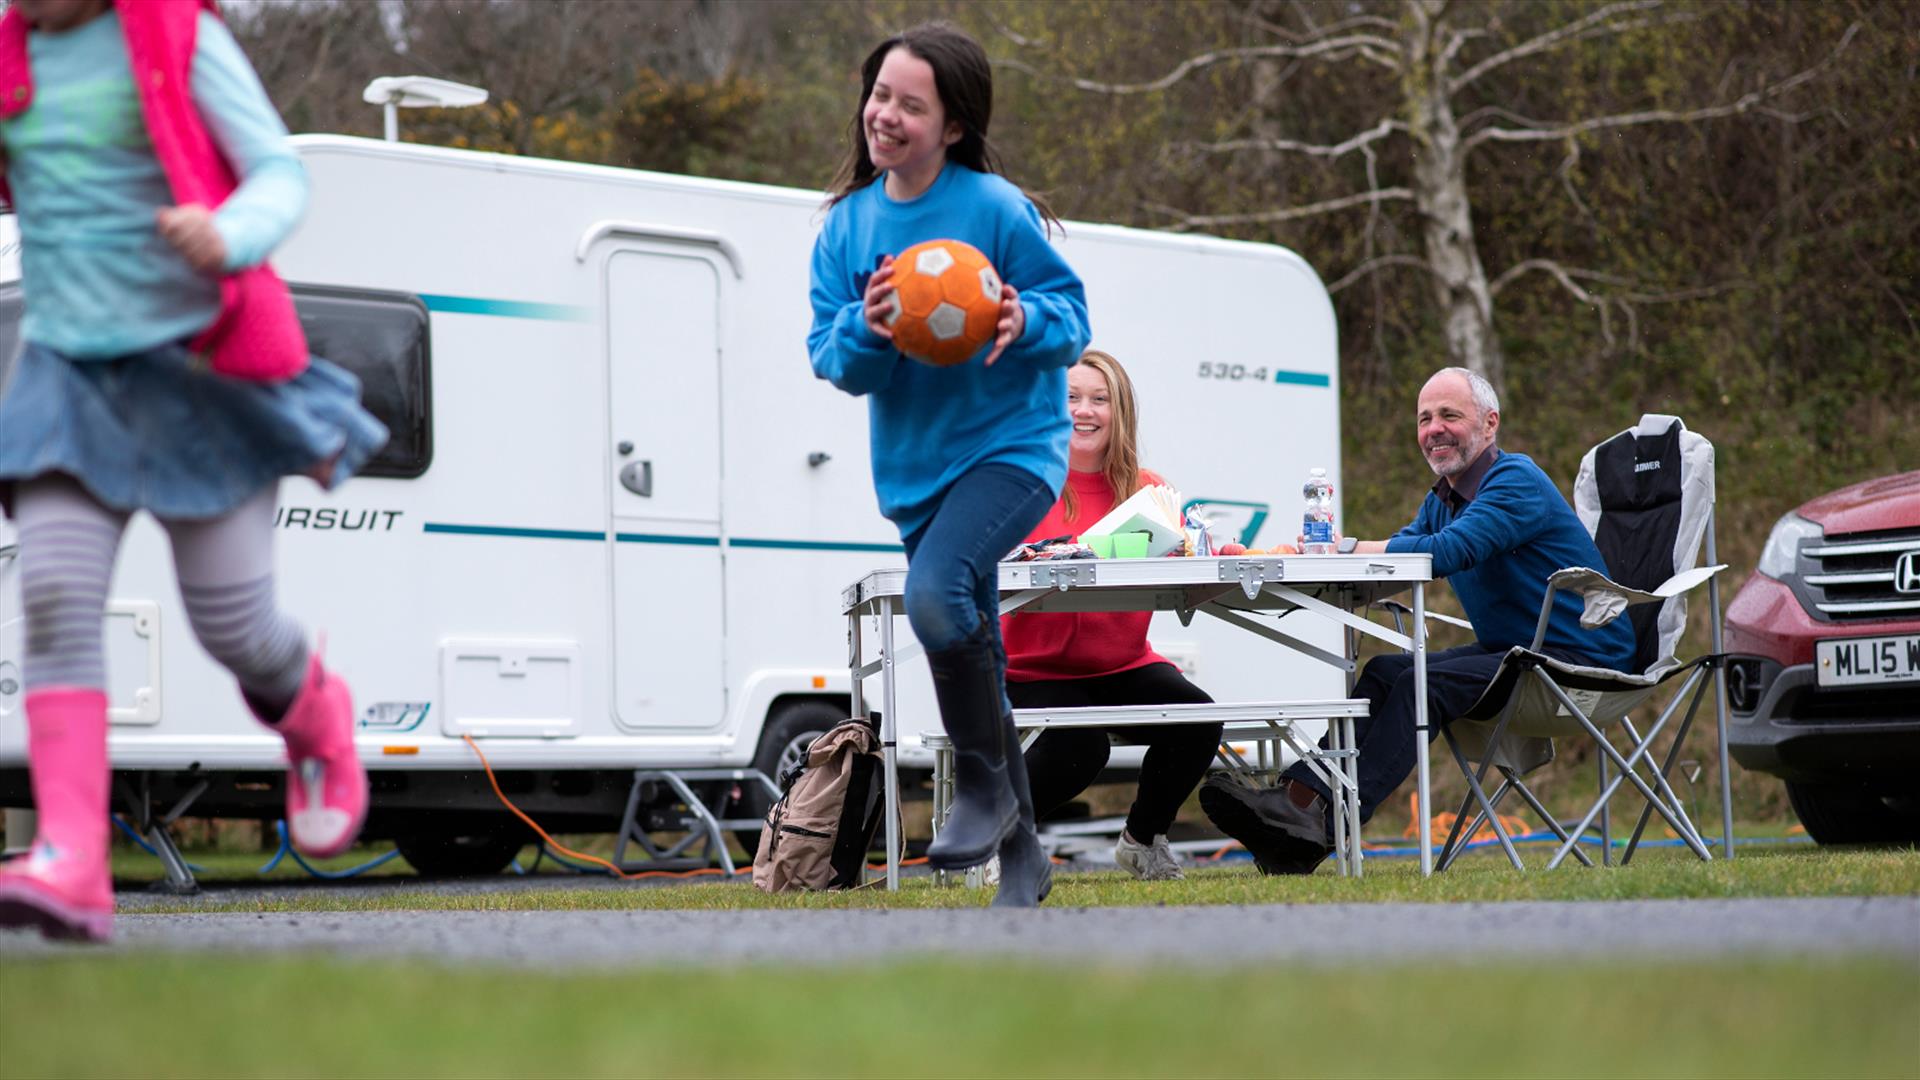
[
  {"x1": 2, "y1": 954, "x2": 1913, "y2": 1078},
  {"x1": 115, "y1": 843, "x2": 1920, "y2": 915},
  {"x1": 34, "y1": 842, "x2": 1918, "y2": 1077}
]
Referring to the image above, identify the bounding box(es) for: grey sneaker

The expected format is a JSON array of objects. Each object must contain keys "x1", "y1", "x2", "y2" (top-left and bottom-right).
[{"x1": 1115, "y1": 831, "x2": 1185, "y2": 880}]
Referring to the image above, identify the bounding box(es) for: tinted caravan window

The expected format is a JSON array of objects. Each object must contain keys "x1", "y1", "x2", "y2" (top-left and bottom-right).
[
  {"x1": 291, "y1": 285, "x2": 432, "y2": 479},
  {"x1": 0, "y1": 284, "x2": 430, "y2": 480}
]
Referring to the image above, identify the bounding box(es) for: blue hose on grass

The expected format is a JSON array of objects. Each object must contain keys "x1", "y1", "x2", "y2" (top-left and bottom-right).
[
  {"x1": 255, "y1": 819, "x2": 403, "y2": 878},
  {"x1": 1358, "y1": 830, "x2": 1814, "y2": 858},
  {"x1": 1212, "y1": 829, "x2": 1812, "y2": 864},
  {"x1": 111, "y1": 814, "x2": 207, "y2": 873},
  {"x1": 115, "y1": 813, "x2": 401, "y2": 879}
]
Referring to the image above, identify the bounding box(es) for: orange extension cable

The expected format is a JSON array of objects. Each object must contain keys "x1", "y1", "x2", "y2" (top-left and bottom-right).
[
  {"x1": 1402, "y1": 791, "x2": 1530, "y2": 844},
  {"x1": 463, "y1": 734, "x2": 751, "y2": 880},
  {"x1": 462, "y1": 734, "x2": 934, "y2": 880}
]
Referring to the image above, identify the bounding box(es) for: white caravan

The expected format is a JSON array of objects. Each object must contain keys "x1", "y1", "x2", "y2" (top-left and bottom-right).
[{"x1": 0, "y1": 136, "x2": 1342, "y2": 875}]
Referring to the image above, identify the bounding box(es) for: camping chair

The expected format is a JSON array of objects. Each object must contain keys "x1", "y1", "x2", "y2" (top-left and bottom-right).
[{"x1": 1436, "y1": 414, "x2": 1735, "y2": 871}]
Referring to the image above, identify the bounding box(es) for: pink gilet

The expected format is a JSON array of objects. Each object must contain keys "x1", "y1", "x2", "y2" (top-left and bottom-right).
[{"x1": 0, "y1": 0, "x2": 307, "y2": 382}]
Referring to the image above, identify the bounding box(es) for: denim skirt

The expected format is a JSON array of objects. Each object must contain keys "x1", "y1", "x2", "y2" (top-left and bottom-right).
[{"x1": 0, "y1": 340, "x2": 389, "y2": 520}]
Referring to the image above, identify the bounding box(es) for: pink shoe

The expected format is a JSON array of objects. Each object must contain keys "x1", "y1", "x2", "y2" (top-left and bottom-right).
[
  {"x1": 0, "y1": 689, "x2": 114, "y2": 944},
  {"x1": 269, "y1": 654, "x2": 367, "y2": 859}
]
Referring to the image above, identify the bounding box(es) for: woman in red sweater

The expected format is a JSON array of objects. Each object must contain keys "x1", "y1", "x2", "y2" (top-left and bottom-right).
[{"x1": 1001, "y1": 350, "x2": 1220, "y2": 880}]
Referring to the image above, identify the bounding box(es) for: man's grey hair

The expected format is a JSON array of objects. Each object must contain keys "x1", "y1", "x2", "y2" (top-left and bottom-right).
[{"x1": 1438, "y1": 366, "x2": 1500, "y2": 420}]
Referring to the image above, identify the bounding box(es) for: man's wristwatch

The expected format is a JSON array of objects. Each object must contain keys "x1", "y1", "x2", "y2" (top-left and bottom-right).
[{"x1": 1336, "y1": 535, "x2": 1359, "y2": 554}]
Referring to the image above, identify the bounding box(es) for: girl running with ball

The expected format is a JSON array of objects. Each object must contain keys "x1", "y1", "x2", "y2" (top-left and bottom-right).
[{"x1": 807, "y1": 22, "x2": 1090, "y2": 908}]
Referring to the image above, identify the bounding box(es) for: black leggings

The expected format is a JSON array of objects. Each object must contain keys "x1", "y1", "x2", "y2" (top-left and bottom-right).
[{"x1": 1007, "y1": 663, "x2": 1220, "y2": 840}]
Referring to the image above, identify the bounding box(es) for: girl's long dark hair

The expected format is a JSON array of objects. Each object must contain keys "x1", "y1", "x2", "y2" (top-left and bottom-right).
[{"x1": 825, "y1": 21, "x2": 1059, "y2": 233}]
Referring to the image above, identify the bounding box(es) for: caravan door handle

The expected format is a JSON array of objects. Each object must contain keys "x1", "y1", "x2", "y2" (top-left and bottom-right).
[{"x1": 619, "y1": 460, "x2": 653, "y2": 497}]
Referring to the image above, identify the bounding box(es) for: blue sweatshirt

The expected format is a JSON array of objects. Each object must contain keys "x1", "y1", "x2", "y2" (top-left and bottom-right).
[
  {"x1": 808, "y1": 162, "x2": 1091, "y2": 539},
  {"x1": 1, "y1": 9, "x2": 307, "y2": 359},
  {"x1": 1385, "y1": 450, "x2": 1636, "y2": 669}
]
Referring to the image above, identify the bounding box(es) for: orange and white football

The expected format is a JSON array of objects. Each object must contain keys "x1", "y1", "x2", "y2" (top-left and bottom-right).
[{"x1": 884, "y1": 238, "x2": 1003, "y2": 367}]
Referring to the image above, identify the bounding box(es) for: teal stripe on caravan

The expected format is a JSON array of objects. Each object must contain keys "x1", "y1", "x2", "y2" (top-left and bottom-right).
[
  {"x1": 419, "y1": 294, "x2": 592, "y2": 323},
  {"x1": 423, "y1": 523, "x2": 606, "y2": 542},
  {"x1": 1273, "y1": 370, "x2": 1332, "y2": 387},
  {"x1": 731, "y1": 537, "x2": 905, "y2": 554},
  {"x1": 615, "y1": 533, "x2": 721, "y2": 547}
]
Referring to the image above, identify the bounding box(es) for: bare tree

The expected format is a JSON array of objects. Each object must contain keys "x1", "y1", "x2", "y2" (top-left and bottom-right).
[
  {"x1": 999, "y1": 0, "x2": 1859, "y2": 395},
  {"x1": 223, "y1": 0, "x2": 400, "y2": 137}
]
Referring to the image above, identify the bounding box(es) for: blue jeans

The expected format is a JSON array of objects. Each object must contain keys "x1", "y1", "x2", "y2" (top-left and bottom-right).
[
  {"x1": 1285, "y1": 641, "x2": 1589, "y2": 825},
  {"x1": 900, "y1": 463, "x2": 1057, "y2": 656}
]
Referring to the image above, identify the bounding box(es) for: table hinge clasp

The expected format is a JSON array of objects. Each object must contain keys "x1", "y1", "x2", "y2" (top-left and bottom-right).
[
  {"x1": 1218, "y1": 558, "x2": 1280, "y2": 600},
  {"x1": 1029, "y1": 562, "x2": 1097, "y2": 591}
]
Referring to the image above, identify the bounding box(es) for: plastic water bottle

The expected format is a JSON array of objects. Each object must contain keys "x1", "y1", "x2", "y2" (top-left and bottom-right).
[{"x1": 1302, "y1": 467, "x2": 1335, "y2": 554}]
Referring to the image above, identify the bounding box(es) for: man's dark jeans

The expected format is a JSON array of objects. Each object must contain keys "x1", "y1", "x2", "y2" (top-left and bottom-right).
[{"x1": 1284, "y1": 641, "x2": 1577, "y2": 825}]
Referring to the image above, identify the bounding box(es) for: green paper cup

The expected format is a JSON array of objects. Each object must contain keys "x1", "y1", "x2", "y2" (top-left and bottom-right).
[
  {"x1": 1114, "y1": 532, "x2": 1151, "y2": 559},
  {"x1": 1084, "y1": 534, "x2": 1115, "y2": 558}
]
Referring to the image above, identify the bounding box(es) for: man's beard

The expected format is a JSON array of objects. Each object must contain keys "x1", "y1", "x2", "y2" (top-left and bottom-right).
[{"x1": 1424, "y1": 437, "x2": 1480, "y2": 479}]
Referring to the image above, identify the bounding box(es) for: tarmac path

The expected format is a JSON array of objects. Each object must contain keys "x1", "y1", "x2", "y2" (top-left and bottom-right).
[{"x1": 5, "y1": 890, "x2": 1915, "y2": 969}]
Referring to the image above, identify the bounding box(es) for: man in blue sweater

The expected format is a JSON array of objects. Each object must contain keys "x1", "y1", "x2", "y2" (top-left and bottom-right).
[{"x1": 1202, "y1": 367, "x2": 1636, "y2": 873}]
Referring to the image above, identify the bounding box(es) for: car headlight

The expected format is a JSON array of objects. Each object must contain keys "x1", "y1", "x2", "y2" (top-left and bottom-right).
[{"x1": 1755, "y1": 511, "x2": 1823, "y2": 579}]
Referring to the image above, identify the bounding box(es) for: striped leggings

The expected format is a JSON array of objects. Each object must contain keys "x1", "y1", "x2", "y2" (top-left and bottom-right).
[{"x1": 14, "y1": 474, "x2": 308, "y2": 713}]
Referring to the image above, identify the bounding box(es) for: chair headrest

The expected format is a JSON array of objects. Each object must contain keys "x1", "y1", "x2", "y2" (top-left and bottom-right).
[{"x1": 1635, "y1": 414, "x2": 1685, "y2": 439}]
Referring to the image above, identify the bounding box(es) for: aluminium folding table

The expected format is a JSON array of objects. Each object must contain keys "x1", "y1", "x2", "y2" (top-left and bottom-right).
[{"x1": 841, "y1": 553, "x2": 1439, "y2": 888}]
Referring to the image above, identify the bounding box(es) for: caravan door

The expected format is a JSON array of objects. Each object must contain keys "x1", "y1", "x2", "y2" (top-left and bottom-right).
[{"x1": 602, "y1": 247, "x2": 727, "y2": 732}]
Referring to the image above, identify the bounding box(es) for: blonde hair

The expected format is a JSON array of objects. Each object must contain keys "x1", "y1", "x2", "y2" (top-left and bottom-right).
[{"x1": 1063, "y1": 349, "x2": 1144, "y2": 524}]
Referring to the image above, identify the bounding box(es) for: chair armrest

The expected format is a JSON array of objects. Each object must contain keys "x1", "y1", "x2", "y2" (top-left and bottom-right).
[
  {"x1": 1650, "y1": 564, "x2": 1727, "y2": 599},
  {"x1": 1541, "y1": 564, "x2": 1729, "y2": 635},
  {"x1": 1372, "y1": 598, "x2": 1474, "y2": 632}
]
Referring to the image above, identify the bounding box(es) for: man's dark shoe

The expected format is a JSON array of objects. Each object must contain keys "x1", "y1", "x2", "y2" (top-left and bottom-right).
[
  {"x1": 1251, "y1": 845, "x2": 1332, "y2": 876},
  {"x1": 1200, "y1": 777, "x2": 1333, "y2": 875}
]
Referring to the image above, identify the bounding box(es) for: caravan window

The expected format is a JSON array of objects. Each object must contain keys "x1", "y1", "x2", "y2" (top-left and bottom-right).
[
  {"x1": 291, "y1": 285, "x2": 433, "y2": 479},
  {"x1": 0, "y1": 283, "x2": 431, "y2": 479}
]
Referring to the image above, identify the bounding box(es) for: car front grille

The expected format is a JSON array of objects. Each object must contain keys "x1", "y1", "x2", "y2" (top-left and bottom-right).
[{"x1": 1800, "y1": 527, "x2": 1920, "y2": 620}]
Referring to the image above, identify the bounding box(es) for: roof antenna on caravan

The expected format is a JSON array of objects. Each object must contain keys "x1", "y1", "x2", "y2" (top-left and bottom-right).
[{"x1": 362, "y1": 76, "x2": 489, "y2": 142}]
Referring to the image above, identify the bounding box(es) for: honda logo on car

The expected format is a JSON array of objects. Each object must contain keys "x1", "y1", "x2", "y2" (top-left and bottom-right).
[{"x1": 1896, "y1": 550, "x2": 1920, "y2": 594}]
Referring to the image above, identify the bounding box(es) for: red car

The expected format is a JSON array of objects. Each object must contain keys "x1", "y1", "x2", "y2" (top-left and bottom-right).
[{"x1": 1724, "y1": 470, "x2": 1920, "y2": 843}]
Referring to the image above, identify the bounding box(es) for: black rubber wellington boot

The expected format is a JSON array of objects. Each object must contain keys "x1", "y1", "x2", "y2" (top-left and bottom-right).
[
  {"x1": 924, "y1": 625, "x2": 1018, "y2": 871},
  {"x1": 991, "y1": 713, "x2": 1052, "y2": 908}
]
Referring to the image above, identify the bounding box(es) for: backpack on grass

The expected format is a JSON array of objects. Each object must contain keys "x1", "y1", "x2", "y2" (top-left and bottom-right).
[{"x1": 751, "y1": 717, "x2": 893, "y2": 892}]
